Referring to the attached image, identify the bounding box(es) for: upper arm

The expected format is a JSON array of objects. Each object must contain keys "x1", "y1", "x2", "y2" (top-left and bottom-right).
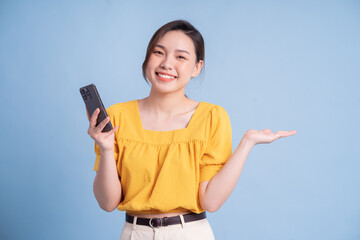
[{"x1": 199, "y1": 105, "x2": 232, "y2": 182}]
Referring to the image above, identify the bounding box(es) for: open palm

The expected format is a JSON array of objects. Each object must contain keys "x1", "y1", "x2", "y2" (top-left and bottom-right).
[{"x1": 245, "y1": 129, "x2": 297, "y2": 145}]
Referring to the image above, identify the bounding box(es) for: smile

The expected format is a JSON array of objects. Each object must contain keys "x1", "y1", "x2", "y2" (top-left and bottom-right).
[{"x1": 156, "y1": 72, "x2": 177, "y2": 82}]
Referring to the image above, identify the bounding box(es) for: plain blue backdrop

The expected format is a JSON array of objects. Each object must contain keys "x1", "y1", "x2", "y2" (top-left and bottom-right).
[{"x1": 1, "y1": 0, "x2": 359, "y2": 239}]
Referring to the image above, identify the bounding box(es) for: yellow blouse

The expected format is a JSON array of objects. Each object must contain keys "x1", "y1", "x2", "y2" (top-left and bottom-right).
[{"x1": 93, "y1": 99, "x2": 232, "y2": 214}]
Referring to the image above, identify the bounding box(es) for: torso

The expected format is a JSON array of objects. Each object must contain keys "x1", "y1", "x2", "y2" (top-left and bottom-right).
[{"x1": 131, "y1": 98, "x2": 200, "y2": 217}]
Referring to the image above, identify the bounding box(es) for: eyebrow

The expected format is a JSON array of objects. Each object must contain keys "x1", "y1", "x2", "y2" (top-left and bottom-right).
[{"x1": 155, "y1": 44, "x2": 191, "y2": 55}]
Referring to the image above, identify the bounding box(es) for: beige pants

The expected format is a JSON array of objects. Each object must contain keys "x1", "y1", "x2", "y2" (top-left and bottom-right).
[{"x1": 120, "y1": 214, "x2": 216, "y2": 240}]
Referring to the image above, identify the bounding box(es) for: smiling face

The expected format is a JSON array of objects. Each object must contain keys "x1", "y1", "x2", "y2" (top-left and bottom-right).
[{"x1": 145, "y1": 30, "x2": 203, "y2": 95}]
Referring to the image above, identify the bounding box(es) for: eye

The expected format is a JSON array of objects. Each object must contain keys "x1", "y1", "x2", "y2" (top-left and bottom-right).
[
  {"x1": 153, "y1": 50, "x2": 163, "y2": 55},
  {"x1": 177, "y1": 55, "x2": 186, "y2": 60}
]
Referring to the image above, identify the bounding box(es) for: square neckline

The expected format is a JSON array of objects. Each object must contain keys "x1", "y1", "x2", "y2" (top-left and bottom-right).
[{"x1": 135, "y1": 99, "x2": 203, "y2": 133}]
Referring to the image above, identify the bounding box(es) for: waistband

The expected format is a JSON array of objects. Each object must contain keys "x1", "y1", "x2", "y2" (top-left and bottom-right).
[{"x1": 125, "y1": 212, "x2": 207, "y2": 228}]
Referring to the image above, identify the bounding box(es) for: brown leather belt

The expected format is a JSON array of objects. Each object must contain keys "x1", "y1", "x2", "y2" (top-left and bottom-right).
[{"x1": 125, "y1": 212, "x2": 206, "y2": 228}]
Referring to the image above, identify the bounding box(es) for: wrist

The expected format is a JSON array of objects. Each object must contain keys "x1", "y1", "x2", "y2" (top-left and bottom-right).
[
  {"x1": 100, "y1": 147, "x2": 114, "y2": 155},
  {"x1": 239, "y1": 134, "x2": 255, "y2": 149}
]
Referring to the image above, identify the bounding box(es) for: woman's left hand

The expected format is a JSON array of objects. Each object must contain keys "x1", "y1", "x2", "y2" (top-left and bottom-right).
[{"x1": 244, "y1": 129, "x2": 297, "y2": 146}]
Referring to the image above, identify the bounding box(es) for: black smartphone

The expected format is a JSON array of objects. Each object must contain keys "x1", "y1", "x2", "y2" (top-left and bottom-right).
[{"x1": 79, "y1": 84, "x2": 113, "y2": 132}]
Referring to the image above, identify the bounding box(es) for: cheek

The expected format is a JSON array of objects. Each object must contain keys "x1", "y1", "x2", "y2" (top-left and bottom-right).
[
  {"x1": 145, "y1": 58, "x2": 157, "y2": 75},
  {"x1": 178, "y1": 63, "x2": 195, "y2": 77},
  {"x1": 147, "y1": 56, "x2": 157, "y2": 69}
]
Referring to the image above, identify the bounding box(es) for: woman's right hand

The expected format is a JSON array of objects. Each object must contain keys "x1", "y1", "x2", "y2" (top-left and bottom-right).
[{"x1": 86, "y1": 107, "x2": 118, "y2": 152}]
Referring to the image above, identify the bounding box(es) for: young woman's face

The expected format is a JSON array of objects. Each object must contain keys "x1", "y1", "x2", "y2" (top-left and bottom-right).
[{"x1": 145, "y1": 30, "x2": 203, "y2": 94}]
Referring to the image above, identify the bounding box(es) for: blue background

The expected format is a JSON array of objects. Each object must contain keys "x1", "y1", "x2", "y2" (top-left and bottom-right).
[{"x1": 1, "y1": 0, "x2": 359, "y2": 239}]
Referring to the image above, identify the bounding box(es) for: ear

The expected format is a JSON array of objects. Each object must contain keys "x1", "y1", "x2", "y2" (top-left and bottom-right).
[{"x1": 191, "y1": 60, "x2": 204, "y2": 78}]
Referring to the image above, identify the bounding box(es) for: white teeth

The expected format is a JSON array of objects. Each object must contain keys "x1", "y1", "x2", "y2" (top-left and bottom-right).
[{"x1": 158, "y1": 73, "x2": 175, "y2": 79}]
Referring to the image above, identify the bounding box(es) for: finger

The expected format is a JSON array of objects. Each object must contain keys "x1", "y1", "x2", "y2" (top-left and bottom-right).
[
  {"x1": 86, "y1": 107, "x2": 90, "y2": 121},
  {"x1": 276, "y1": 130, "x2": 297, "y2": 138},
  {"x1": 262, "y1": 129, "x2": 272, "y2": 134},
  {"x1": 104, "y1": 126, "x2": 118, "y2": 137},
  {"x1": 95, "y1": 116, "x2": 110, "y2": 132},
  {"x1": 281, "y1": 130, "x2": 297, "y2": 136},
  {"x1": 89, "y1": 108, "x2": 100, "y2": 128},
  {"x1": 276, "y1": 130, "x2": 295, "y2": 134},
  {"x1": 286, "y1": 130, "x2": 297, "y2": 136}
]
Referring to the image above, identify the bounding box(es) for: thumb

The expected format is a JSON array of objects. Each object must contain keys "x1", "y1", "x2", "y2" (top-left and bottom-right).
[
  {"x1": 105, "y1": 126, "x2": 118, "y2": 137},
  {"x1": 262, "y1": 129, "x2": 271, "y2": 134}
]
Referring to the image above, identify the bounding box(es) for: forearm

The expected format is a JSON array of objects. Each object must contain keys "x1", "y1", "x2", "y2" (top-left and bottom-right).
[
  {"x1": 93, "y1": 149, "x2": 122, "y2": 212},
  {"x1": 203, "y1": 136, "x2": 254, "y2": 212}
]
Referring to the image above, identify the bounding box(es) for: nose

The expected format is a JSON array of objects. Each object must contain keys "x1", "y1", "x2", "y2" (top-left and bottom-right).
[{"x1": 160, "y1": 55, "x2": 173, "y2": 70}]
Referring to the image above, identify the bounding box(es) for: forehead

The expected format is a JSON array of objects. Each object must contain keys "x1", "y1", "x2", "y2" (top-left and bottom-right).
[{"x1": 156, "y1": 30, "x2": 195, "y2": 53}]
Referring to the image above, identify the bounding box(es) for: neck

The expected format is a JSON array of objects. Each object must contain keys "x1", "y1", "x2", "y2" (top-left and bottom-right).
[{"x1": 142, "y1": 90, "x2": 190, "y2": 116}]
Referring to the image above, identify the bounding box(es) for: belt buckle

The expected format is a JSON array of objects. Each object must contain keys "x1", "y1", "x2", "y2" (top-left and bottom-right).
[{"x1": 149, "y1": 218, "x2": 162, "y2": 228}]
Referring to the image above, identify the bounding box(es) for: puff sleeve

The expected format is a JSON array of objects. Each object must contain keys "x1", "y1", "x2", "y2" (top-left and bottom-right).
[
  {"x1": 93, "y1": 106, "x2": 119, "y2": 171},
  {"x1": 199, "y1": 105, "x2": 232, "y2": 182}
]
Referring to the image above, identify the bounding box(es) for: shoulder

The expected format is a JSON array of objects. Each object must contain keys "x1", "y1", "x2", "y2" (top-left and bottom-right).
[
  {"x1": 196, "y1": 102, "x2": 231, "y2": 133},
  {"x1": 106, "y1": 99, "x2": 138, "y2": 116},
  {"x1": 201, "y1": 101, "x2": 230, "y2": 117}
]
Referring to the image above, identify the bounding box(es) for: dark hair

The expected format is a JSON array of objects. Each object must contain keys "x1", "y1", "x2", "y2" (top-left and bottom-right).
[{"x1": 142, "y1": 20, "x2": 205, "y2": 86}]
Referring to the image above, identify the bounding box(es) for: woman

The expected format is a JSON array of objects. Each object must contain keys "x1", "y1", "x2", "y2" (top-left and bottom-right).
[{"x1": 86, "y1": 20, "x2": 297, "y2": 240}]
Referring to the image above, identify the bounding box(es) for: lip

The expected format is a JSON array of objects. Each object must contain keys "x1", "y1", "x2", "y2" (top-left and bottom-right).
[
  {"x1": 157, "y1": 72, "x2": 177, "y2": 77},
  {"x1": 156, "y1": 72, "x2": 177, "y2": 82}
]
